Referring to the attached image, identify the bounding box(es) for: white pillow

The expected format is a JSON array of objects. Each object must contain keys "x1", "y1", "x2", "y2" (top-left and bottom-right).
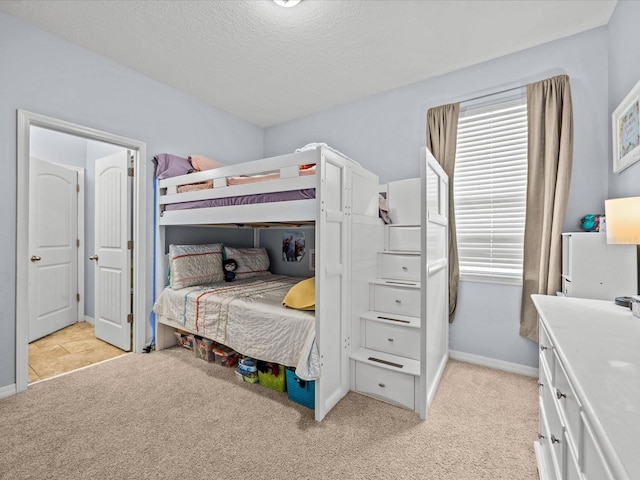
[
  {"x1": 169, "y1": 243, "x2": 224, "y2": 290},
  {"x1": 223, "y1": 246, "x2": 271, "y2": 280}
]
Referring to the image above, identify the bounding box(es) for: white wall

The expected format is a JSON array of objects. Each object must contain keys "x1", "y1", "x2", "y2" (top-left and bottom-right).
[
  {"x1": 0, "y1": 11, "x2": 264, "y2": 389},
  {"x1": 264, "y1": 27, "x2": 611, "y2": 368},
  {"x1": 608, "y1": 0, "x2": 640, "y2": 198}
]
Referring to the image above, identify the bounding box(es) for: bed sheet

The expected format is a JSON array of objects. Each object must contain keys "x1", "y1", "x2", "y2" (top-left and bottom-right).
[{"x1": 153, "y1": 275, "x2": 319, "y2": 380}]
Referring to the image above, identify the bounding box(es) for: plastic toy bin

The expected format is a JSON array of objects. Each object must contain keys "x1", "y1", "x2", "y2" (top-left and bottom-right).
[
  {"x1": 285, "y1": 367, "x2": 315, "y2": 409},
  {"x1": 258, "y1": 362, "x2": 286, "y2": 392}
]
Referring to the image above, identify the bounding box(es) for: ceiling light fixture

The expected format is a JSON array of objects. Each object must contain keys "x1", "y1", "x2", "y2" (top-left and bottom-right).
[{"x1": 273, "y1": 0, "x2": 302, "y2": 7}]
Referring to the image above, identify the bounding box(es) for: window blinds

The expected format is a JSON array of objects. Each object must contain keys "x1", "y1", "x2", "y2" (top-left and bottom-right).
[{"x1": 454, "y1": 98, "x2": 528, "y2": 283}]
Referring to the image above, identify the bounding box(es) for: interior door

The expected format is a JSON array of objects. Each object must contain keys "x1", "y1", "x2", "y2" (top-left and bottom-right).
[
  {"x1": 28, "y1": 158, "x2": 79, "y2": 342},
  {"x1": 93, "y1": 150, "x2": 132, "y2": 351}
]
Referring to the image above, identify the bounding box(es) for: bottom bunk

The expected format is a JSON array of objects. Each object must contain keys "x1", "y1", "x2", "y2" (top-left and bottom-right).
[{"x1": 154, "y1": 274, "x2": 319, "y2": 381}]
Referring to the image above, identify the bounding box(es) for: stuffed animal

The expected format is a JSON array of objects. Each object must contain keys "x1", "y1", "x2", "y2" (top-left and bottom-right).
[
  {"x1": 580, "y1": 214, "x2": 604, "y2": 232},
  {"x1": 223, "y1": 258, "x2": 237, "y2": 282}
]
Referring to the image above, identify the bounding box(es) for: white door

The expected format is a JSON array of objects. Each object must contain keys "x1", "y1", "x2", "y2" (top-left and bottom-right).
[
  {"x1": 93, "y1": 151, "x2": 132, "y2": 351},
  {"x1": 28, "y1": 159, "x2": 79, "y2": 342}
]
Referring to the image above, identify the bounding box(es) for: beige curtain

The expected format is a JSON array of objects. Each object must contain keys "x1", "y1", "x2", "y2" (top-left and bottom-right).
[
  {"x1": 426, "y1": 103, "x2": 460, "y2": 323},
  {"x1": 520, "y1": 75, "x2": 573, "y2": 341}
]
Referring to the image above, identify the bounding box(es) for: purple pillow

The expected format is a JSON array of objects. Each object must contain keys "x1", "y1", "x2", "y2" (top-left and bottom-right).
[{"x1": 153, "y1": 154, "x2": 194, "y2": 179}]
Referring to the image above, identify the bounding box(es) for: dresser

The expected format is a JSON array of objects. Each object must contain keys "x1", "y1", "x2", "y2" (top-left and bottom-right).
[{"x1": 532, "y1": 294, "x2": 640, "y2": 480}]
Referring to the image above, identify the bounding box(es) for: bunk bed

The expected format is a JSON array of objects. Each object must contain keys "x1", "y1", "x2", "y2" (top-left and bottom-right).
[{"x1": 153, "y1": 145, "x2": 381, "y2": 421}]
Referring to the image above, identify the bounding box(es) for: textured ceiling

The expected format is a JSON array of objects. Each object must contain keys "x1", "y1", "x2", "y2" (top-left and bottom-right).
[{"x1": 0, "y1": 0, "x2": 617, "y2": 127}]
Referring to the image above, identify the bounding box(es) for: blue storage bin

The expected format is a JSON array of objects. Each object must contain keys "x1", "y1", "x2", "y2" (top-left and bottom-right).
[{"x1": 285, "y1": 367, "x2": 315, "y2": 409}]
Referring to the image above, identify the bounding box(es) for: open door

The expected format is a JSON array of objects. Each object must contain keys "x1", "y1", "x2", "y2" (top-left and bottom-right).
[
  {"x1": 28, "y1": 158, "x2": 79, "y2": 342},
  {"x1": 93, "y1": 150, "x2": 133, "y2": 351}
]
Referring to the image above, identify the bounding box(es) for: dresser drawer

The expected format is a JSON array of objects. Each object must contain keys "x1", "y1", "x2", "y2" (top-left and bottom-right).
[
  {"x1": 380, "y1": 253, "x2": 420, "y2": 281},
  {"x1": 541, "y1": 369, "x2": 565, "y2": 480},
  {"x1": 355, "y1": 361, "x2": 415, "y2": 409},
  {"x1": 539, "y1": 320, "x2": 555, "y2": 380},
  {"x1": 365, "y1": 320, "x2": 420, "y2": 360},
  {"x1": 373, "y1": 284, "x2": 420, "y2": 316},
  {"x1": 553, "y1": 350, "x2": 582, "y2": 458},
  {"x1": 388, "y1": 226, "x2": 420, "y2": 252},
  {"x1": 581, "y1": 412, "x2": 614, "y2": 480}
]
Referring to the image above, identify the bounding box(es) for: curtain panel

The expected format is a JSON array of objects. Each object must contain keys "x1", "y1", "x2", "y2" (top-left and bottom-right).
[
  {"x1": 426, "y1": 103, "x2": 460, "y2": 323},
  {"x1": 519, "y1": 74, "x2": 574, "y2": 341}
]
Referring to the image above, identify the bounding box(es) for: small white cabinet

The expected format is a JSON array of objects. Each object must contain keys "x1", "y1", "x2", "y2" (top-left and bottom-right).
[
  {"x1": 532, "y1": 294, "x2": 640, "y2": 480},
  {"x1": 561, "y1": 232, "x2": 636, "y2": 300}
]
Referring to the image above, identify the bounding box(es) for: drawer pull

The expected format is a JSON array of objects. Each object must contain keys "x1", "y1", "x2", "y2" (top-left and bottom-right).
[
  {"x1": 377, "y1": 315, "x2": 411, "y2": 324},
  {"x1": 538, "y1": 433, "x2": 545, "y2": 440},
  {"x1": 540, "y1": 345, "x2": 548, "y2": 351},
  {"x1": 556, "y1": 389, "x2": 566, "y2": 400},
  {"x1": 368, "y1": 356, "x2": 404, "y2": 369},
  {"x1": 378, "y1": 383, "x2": 386, "y2": 388},
  {"x1": 538, "y1": 382, "x2": 544, "y2": 388},
  {"x1": 551, "y1": 434, "x2": 561, "y2": 444},
  {"x1": 402, "y1": 266, "x2": 408, "y2": 271},
  {"x1": 395, "y1": 299, "x2": 402, "y2": 304},
  {"x1": 387, "y1": 338, "x2": 394, "y2": 342}
]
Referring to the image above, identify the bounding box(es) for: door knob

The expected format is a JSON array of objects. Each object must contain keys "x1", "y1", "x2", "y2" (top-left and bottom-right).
[
  {"x1": 30, "y1": 255, "x2": 41, "y2": 262},
  {"x1": 89, "y1": 255, "x2": 99, "y2": 261}
]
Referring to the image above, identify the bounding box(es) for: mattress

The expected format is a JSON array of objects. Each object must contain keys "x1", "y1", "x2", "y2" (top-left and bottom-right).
[
  {"x1": 153, "y1": 275, "x2": 319, "y2": 380},
  {"x1": 163, "y1": 188, "x2": 316, "y2": 212}
]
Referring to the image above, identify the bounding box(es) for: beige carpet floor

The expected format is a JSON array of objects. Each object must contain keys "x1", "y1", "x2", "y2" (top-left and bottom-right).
[{"x1": 0, "y1": 348, "x2": 539, "y2": 480}]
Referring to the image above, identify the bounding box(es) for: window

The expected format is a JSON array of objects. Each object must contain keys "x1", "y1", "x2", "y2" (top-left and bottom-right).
[{"x1": 454, "y1": 97, "x2": 528, "y2": 284}]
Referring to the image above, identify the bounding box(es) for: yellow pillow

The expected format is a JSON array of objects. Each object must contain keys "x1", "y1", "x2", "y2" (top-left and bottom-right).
[{"x1": 282, "y1": 277, "x2": 315, "y2": 311}]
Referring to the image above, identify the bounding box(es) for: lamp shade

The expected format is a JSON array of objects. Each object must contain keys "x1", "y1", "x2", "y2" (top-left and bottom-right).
[{"x1": 604, "y1": 196, "x2": 640, "y2": 244}]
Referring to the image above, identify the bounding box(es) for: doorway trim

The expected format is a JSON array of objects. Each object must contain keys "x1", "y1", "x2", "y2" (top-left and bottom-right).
[{"x1": 16, "y1": 110, "x2": 147, "y2": 392}]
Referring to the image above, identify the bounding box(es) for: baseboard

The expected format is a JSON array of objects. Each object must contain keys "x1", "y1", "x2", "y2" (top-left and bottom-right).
[
  {"x1": 84, "y1": 316, "x2": 95, "y2": 326},
  {"x1": 449, "y1": 350, "x2": 538, "y2": 378},
  {"x1": 0, "y1": 383, "x2": 17, "y2": 400}
]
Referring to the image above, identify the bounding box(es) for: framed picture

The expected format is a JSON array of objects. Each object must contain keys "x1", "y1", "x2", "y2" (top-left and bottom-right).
[{"x1": 612, "y1": 79, "x2": 640, "y2": 173}]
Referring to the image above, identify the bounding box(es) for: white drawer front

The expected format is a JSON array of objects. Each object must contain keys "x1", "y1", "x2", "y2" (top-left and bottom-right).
[
  {"x1": 380, "y1": 253, "x2": 420, "y2": 281},
  {"x1": 365, "y1": 321, "x2": 419, "y2": 360},
  {"x1": 541, "y1": 370, "x2": 565, "y2": 480},
  {"x1": 373, "y1": 284, "x2": 420, "y2": 316},
  {"x1": 581, "y1": 412, "x2": 614, "y2": 480},
  {"x1": 553, "y1": 350, "x2": 582, "y2": 458},
  {"x1": 355, "y1": 361, "x2": 415, "y2": 409},
  {"x1": 388, "y1": 226, "x2": 420, "y2": 252},
  {"x1": 539, "y1": 321, "x2": 555, "y2": 381}
]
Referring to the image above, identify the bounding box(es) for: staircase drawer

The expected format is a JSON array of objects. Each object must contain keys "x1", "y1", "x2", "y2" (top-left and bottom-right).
[
  {"x1": 380, "y1": 253, "x2": 420, "y2": 281},
  {"x1": 355, "y1": 360, "x2": 415, "y2": 409},
  {"x1": 365, "y1": 320, "x2": 419, "y2": 360}
]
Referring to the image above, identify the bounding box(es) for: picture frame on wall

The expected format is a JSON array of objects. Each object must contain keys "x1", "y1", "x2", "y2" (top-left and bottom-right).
[{"x1": 612, "y1": 79, "x2": 640, "y2": 173}]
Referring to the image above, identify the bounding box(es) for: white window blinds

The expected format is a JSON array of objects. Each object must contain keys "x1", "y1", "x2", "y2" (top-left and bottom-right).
[{"x1": 454, "y1": 97, "x2": 528, "y2": 283}]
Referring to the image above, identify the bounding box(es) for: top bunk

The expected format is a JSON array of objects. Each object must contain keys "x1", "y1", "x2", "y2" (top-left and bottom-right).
[{"x1": 155, "y1": 145, "x2": 377, "y2": 226}]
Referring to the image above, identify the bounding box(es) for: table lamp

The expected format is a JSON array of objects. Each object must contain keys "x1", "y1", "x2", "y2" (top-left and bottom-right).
[{"x1": 604, "y1": 196, "x2": 640, "y2": 306}]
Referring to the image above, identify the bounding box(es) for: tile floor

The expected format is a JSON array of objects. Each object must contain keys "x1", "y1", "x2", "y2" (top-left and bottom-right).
[{"x1": 28, "y1": 321, "x2": 127, "y2": 383}]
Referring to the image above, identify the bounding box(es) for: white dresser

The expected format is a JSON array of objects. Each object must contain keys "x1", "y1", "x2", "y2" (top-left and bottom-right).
[
  {"x1": 352, "y1": 179, "x2": 422, "y2": 410},
  {"x1": 532, "y1": 294, "x2": 640, "y2": 480}
]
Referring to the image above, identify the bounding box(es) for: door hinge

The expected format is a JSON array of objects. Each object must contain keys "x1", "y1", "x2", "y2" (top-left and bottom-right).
[
  {"x1": 127, "y1": 240, "x2": 134, "y2": 250},
  {"x1": 128, "y1": 167, "x2": 134, "y2": 177},
  {"x1": 77, "y1": 293, "x2": 80, "y2": 302},
  {"x1": 127, "y1": 313, "x2": 133, "y2": 324}
]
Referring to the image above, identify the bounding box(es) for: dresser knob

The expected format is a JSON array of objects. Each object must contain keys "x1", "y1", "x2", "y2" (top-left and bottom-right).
[
  {"x1": 395, "y1": 299, "x2": 402, "y2": 304},
  {"x1": 556, "y1": 389, "x2": 566, "y2": 400},
  {"x1": 378, "y1": 383, "x2": 386, "y2": 388},
  {"x1": 387, "y1": 338, "x2": 394, "y2": 342},
  {"x1": 551, "y1": 434, "x2": 560, "y2": 444},
  {"x1": 402, "y1": 266, "x2": 408, "y2": 271},
  {"x1": 538, "y1": 433, "x2": 545, "y2": 440},
  {"x1": 540, "y1": 345, "x2": 548, "y2": 351},
  {"x1": 538, "y1": 382, "x2": 544, "y2": 388}
]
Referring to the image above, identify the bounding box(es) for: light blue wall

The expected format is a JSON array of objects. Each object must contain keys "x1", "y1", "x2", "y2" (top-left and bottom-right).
[
  {"x1": 608, "y1": 0, "x2": 640, "y2": 198},
  {"x1": 0, "y1": 12, "x2": 263, "y2": 389},
  {"x1": 265, "y1": 27, "x2": 611, "y2": 368}
]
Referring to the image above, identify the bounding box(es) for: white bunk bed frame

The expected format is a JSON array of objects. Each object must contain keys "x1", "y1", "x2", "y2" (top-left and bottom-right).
[{"x1": 154, "y1": 146, "x2": 380, "y2": 422}]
